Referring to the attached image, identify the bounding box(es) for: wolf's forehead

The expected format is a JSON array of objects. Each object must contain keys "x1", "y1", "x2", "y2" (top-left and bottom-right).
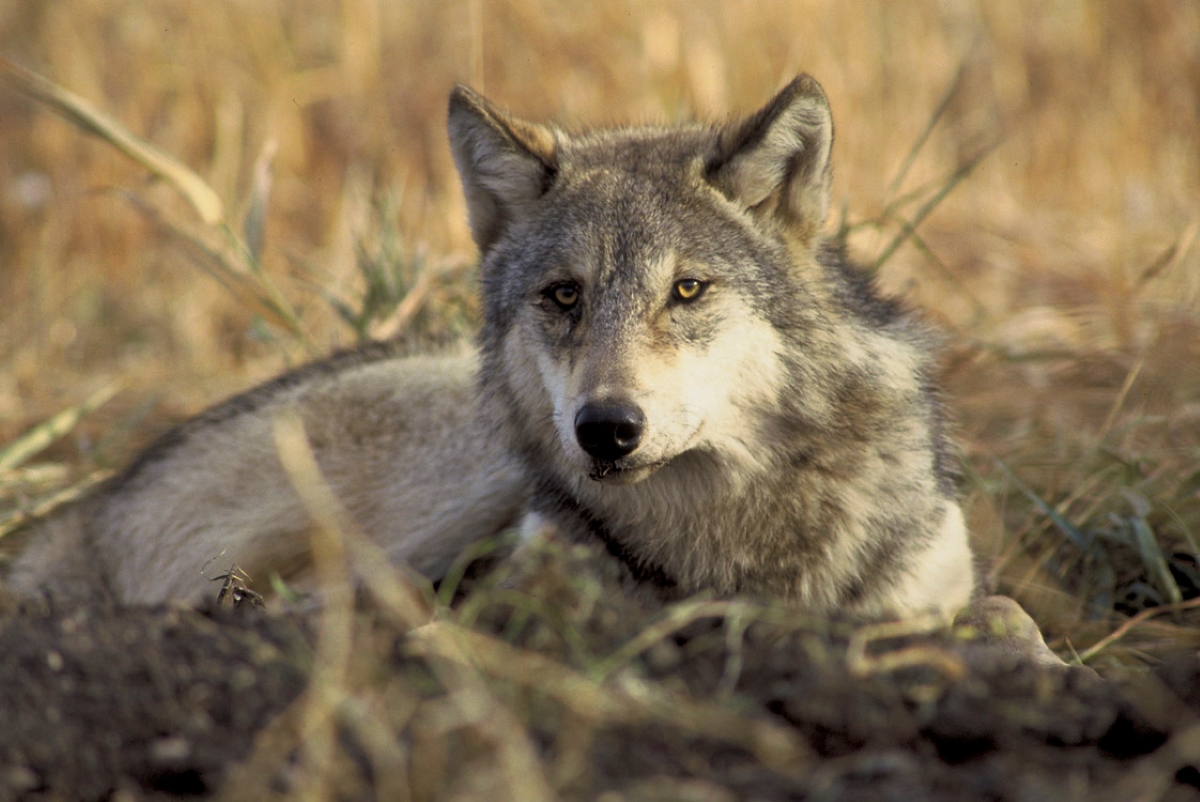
[
  {"x1": 499, "y1": 126, "x2": 762, "y2": 286},
  {"x1": 511, "y1": 174, "x2": 758, "y2": 299},
  {"x1": 539, "y1": 150, "x2": 719, "y2": 255},
  {"x1": 564, "y1": 123, "x2": 715, "y2": 169},
  {"x1": 533, "y1": 180, "x2": 696, "y2": 284}
]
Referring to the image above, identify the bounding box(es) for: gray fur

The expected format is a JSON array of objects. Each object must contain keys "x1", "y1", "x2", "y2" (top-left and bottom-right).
[
  {"x1": 451, "y1": 76, "x2": 974, "y2": 615},
  {"x1": 7, "y1": 75, "x2": 975, "y2": 618},
  {"x1": 7, "y1": 341, "x2": 527, "y2": 604}
]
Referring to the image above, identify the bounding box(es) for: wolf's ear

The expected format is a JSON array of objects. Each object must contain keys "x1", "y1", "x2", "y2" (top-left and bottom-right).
[
  {"x1": 448, "y1": 85, "x2": 558, "y2": 254},
  {"x1": 706, "y1": 75, "x2": 833, "y2": 242}
]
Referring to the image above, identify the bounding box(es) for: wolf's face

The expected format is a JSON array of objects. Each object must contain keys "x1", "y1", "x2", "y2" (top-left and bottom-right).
[
  {"x1": 450, "y1": 78, "x2": 835, "y2": 487},
  {"x1": 491, "y1": 176, "x2": 793, "y2": 485}
]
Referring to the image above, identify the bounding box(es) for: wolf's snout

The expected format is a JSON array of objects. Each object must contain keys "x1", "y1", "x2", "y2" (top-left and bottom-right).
[{"x1": 574, "y1": 401, "x2": 645, "y2": 461}]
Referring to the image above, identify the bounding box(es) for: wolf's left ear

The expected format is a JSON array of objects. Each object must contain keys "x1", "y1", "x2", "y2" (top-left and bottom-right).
[
  {"x1": 706, "y1": 75, "x2": 833, "y2": 242},
  {"x1": 448, "y1": 85, "x2": 558, "y2": 255}
]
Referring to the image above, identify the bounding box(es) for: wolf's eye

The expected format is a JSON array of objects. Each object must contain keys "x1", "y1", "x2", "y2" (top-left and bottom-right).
[
  {"x1": 672, "y1": 278, "x2": 706, "y2": 302},
  {"x1": 546, "y1": 283, "x2": 580, "y2": 310}
]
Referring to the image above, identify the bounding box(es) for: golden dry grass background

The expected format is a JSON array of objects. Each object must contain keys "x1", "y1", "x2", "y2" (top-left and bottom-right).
[{"x1": 1, "y1": 1, "x2": 1199, "y2": 657}]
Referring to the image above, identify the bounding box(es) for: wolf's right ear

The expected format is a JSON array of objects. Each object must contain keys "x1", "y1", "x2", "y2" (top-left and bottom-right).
[
  {"x1": 706, "y1": 75, "x2": 833, "y2": 244},
  {"x1": 448, "y1": 86, "x2": 558, "y2": 255}
]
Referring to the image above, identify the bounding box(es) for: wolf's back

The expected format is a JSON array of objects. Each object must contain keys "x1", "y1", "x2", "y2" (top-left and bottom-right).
[
  {"x1": 5, "y1": 499, "x2": 111, "y2": 604},
  {"x1": 4, "y1": 345, "x2": 529, "y2": 605}
]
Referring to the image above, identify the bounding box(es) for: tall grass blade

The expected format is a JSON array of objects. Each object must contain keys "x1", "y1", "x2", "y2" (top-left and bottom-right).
[
  {"x1": 993, "y1": 458, "x2": 1092, "y2": 550},
  {"x1": 0, "y1": 383, "x2": 120, "y2": 473},
  {"x1": 0, "y1": 56, "x2": 224, "y2": 225},
  {"x1": 1124, "y1": 490, "x2": 1184, "y2": 606},
  {"x1": 884, "y1": 61, "x2": 967, "y2": 199},
  {"x1": 122, "y1": 193, "x2": 315, "y2": 351},
  {"x1": 871, "y1": 136, "x2": 1001, "y2": 272},
  {"x1": 243, "y1": 139, "x2": 278, "y2": 266}
]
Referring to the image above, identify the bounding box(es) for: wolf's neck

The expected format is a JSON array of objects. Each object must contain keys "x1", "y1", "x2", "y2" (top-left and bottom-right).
[{"x1": 542, "y1": 439, "x2": 945, "y2": 613}]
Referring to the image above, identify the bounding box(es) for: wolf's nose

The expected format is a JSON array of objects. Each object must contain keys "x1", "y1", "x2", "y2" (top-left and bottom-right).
[{"x1": 574, "y1": 401, "x2": 645, "y2": 461}]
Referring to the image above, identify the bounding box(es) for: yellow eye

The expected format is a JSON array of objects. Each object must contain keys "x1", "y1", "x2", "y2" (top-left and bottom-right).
[
  {"x1": 673, "y1": 278, "x2": 705, "y2": 302},
  {"x1": 551, "y1": 284, "x2": 579, "y2": 309}
]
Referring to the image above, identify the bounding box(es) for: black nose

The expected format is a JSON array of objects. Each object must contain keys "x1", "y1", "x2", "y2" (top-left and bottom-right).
[{"x1": 574, "y1": 400, "x2": 645, "y2": 461}]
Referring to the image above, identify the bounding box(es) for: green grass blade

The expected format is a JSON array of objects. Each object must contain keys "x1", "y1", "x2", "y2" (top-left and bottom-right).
[
  {"x1": 0, "y1": 471, "x2": 111, "y2": 541},
  {"x1": 993, "y1": 458, "x2": 1092, "y2": 551},
  {"x1": 0, "y1": 383, "x2": 120, "y2": 473},
  {"x1": 871, "y1": 136, "x2": 1001, "y2": 272},
  {"x1": 1124, "y1": 490, "x2": 1184, "y2": 606}
]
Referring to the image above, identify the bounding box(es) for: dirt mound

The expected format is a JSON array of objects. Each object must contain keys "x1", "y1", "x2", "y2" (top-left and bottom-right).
[
  {"x1": 0, "y1": 603, "x2": 310, "y2": 800},
  {"x1": 1, "y1": 544, "x2": 1197, "y2": 801}
]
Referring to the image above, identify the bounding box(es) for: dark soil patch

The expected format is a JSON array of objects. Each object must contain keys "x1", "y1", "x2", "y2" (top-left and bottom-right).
[
  {"x1": 2, "y1": 546, "x2": 1199, "y2": 801},
  {"x1": 0, "y1": 603, "x2": 311, "y2": 801}
]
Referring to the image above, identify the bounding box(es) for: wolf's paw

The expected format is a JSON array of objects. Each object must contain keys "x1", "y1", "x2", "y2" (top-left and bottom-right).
[{"x1": 953, "y1": 595, "x2": 1097, "y2": 677}]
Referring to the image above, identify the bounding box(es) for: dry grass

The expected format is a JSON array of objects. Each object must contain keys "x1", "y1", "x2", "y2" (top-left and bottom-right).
[
  {"x1": 1, "y1": 0, "x2": 1198, "y2": 715},
  {"x1": 2, "y1": 4, "x2": 1200, "y2": 796}
]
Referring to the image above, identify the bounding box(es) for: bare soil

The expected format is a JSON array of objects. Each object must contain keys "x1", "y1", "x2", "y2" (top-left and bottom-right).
[{"x1": 2, "y1": 555, "x2": 1199, "y2": 802}]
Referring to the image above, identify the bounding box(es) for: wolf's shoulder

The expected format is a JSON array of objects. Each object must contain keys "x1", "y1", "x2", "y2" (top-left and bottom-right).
[
  {"x1": 816, "y1": 241, "x2": 931, "y2": 335},
  {"x1": 110, "y1": 332, "x2": 469, "y2": 495}
]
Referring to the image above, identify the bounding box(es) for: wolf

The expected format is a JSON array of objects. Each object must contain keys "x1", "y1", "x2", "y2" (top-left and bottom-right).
[{"x1": 4, "y1": 75, "x2": 977, "y2": 620}]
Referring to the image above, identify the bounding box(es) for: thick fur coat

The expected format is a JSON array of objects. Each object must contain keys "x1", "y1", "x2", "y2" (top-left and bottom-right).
[{"x1": 6, "y1": 76, "x2": 976, "y2": 618}]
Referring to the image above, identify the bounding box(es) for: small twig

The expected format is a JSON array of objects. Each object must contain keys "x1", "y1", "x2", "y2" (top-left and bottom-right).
[
  {"x1": 205, "y1": 561, "x2": 265, "y2": 609},
  {"x1": 1077, "y1": 595, "x2": 1200, "y2": 664},
  {"x1": 372, "y1": 259, "x2": 471, "y2": 340}
]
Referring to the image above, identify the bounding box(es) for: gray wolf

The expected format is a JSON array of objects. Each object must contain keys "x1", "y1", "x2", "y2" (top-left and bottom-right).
[{"x1": 4, "y1": 75, "x2": 977, "y2": 619}]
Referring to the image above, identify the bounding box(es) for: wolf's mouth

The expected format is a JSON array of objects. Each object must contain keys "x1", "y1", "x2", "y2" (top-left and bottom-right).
[
  {"x1": 588, "y1": 461, "x2": 621, "y2": 481},
  {"x1": 587, "y1": 459, "x2": 665, "y2": 485}
]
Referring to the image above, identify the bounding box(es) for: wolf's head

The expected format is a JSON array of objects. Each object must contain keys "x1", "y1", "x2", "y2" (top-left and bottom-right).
[{"x1": 449, "y1": 77, "x2": 839, "y2": 488}]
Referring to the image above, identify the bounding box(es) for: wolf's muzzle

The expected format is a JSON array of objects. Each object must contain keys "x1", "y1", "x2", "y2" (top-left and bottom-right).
[{"x1": 574, "y1": 400, "x2": 644, "y2": 462}]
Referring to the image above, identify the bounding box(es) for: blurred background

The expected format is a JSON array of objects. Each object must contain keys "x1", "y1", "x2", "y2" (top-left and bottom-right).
[{"x1": 1, "y1": 1, "x2": 1197, "y2": 660}]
